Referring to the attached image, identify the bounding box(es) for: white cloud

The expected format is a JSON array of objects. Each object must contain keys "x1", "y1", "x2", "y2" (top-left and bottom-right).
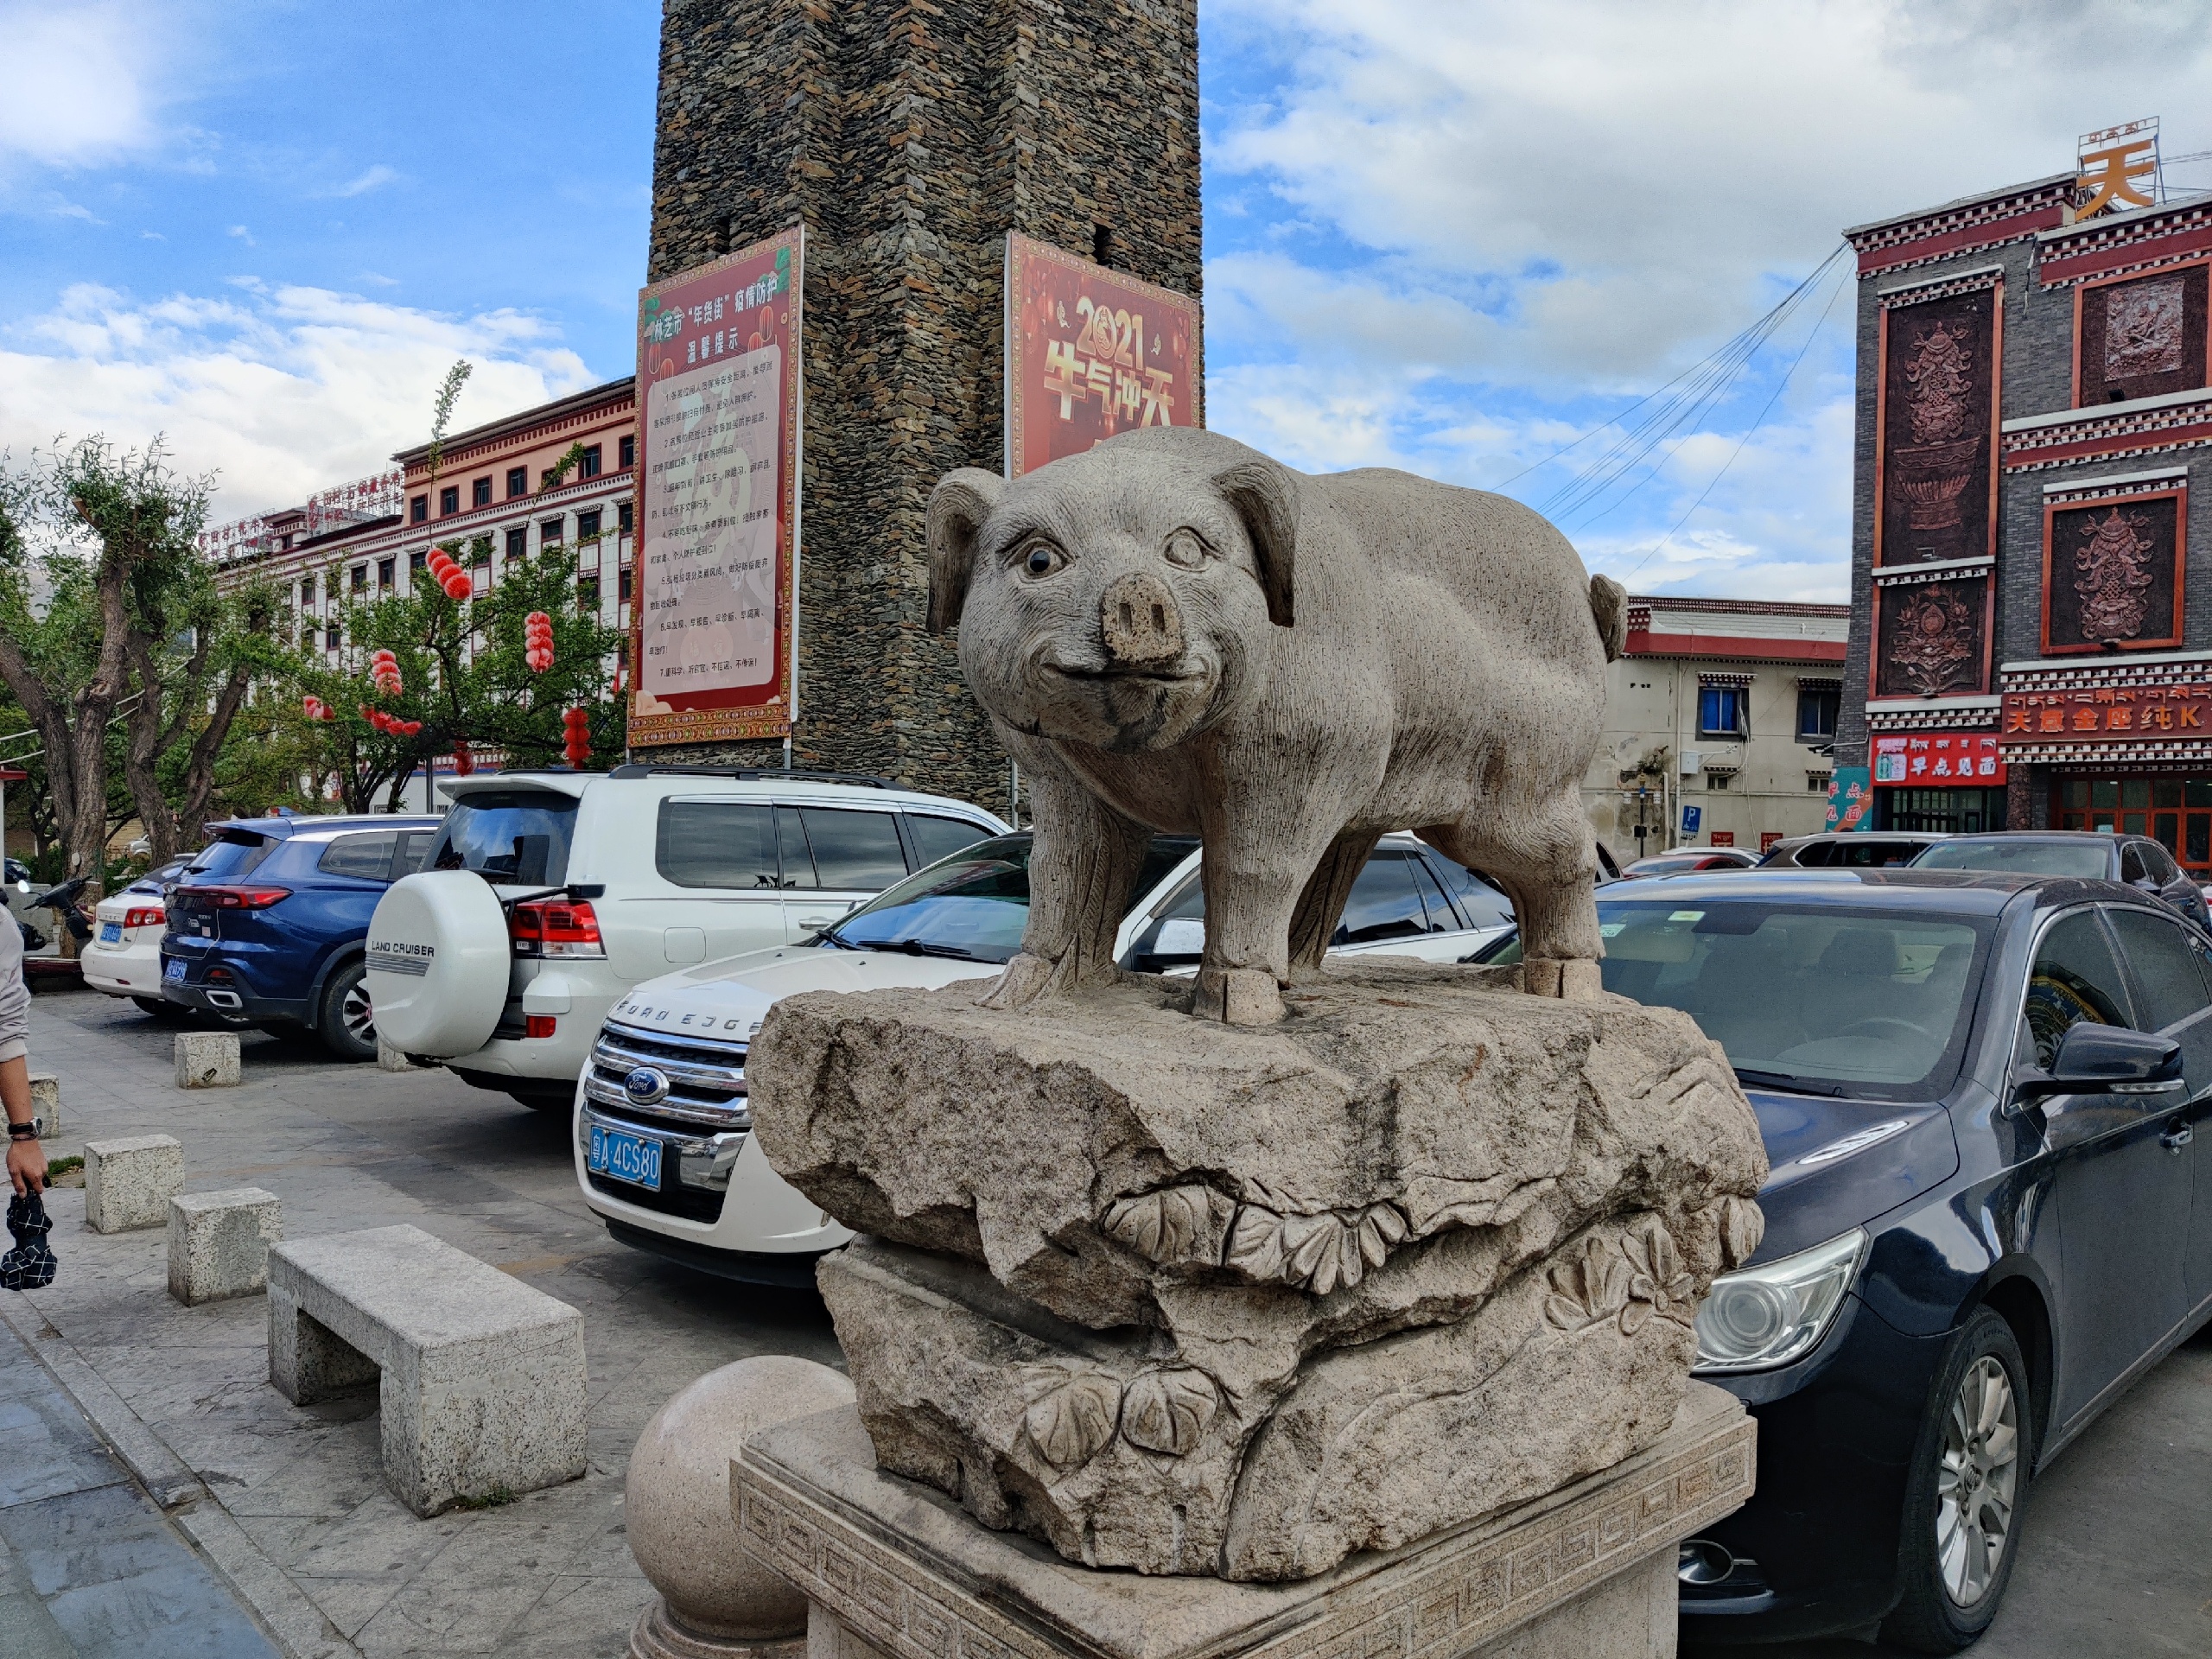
[
  {"x1": 0, "y1": 2, "x2": 163, "y2": 168},
  {"x1": 226, "y1": 224, "x2": 253, "y2": 244},
  {"x1": 326, "y1": 164, "x2": 399, "y2": 199},
  {"x1": 0, "y1": 283, "x2": 597, "y2": 524}
]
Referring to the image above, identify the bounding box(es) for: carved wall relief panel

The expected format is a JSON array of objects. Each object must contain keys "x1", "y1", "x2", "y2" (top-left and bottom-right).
[
  {"x1": 1874, "y1": 575, "x2": 1990, "y2": 698},
  {"x1": 2041, "y1": 489, "x2": 2184, "y2": 655},
  {"x1": 1878, "y1": 285, "x2": 1999, "y2": 566},
  {"x1": 2077, "y1": 264, "x2": 2209, "y2": 407}
]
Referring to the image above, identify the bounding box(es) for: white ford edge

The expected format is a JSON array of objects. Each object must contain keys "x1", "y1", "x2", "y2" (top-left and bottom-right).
[{"x1": 570, "y1": 830, "x2": 1518, "y2": 1282}]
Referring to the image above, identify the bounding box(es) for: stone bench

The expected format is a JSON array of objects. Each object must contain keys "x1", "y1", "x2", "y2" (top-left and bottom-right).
[{"x1": 267, "y1": 1224, "x2": 588, "y2": 1516}]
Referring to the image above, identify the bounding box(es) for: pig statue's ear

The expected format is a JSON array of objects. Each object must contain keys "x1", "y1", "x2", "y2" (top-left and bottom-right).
[
  {"x1": 926, "y1": 469, "x2": 1007, "y2": 635},
  {"x1": 1213, "y1": 458, "x2": 1298, "y2": 627}
]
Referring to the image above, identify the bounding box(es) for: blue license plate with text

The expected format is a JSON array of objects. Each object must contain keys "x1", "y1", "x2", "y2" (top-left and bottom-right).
[
  {"x1": 164, "y1": 957, "x2": 186, "y2": 982},
  {"x1": 588, "y1": 1125, "x2": 663, "y2": 1192},
  {"x1": 99, "y1": 923, "x2": 122, "y2": 944}
]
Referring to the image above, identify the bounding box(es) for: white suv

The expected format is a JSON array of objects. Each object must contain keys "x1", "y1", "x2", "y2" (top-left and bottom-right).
[
  {"x1": 572, "y1": 831, "x2": 1517, "y2": 1282},
  {"x1": 368, "y1": 766, "x2": 1006, "y2": 1105}
]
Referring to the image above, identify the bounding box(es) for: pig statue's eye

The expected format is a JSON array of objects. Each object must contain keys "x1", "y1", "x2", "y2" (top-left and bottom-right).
[
  {"x1": 1019, "y1": 540, "x2": 1066, "y2": 579},
  {"x1": 1163, "y1": 531, "x2": 1208, "y2": 569}
]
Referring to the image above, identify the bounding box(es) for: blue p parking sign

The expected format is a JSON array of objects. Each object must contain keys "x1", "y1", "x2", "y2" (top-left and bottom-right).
[{"x1": 1681, "y1": 804, "x2": 1702, "y2": 836}]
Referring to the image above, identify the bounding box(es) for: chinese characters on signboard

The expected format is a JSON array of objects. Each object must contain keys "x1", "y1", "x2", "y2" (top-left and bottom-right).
[
  {"x1": 628, "y1": 229, "x2": 804, "y2": 749},
  {"x1": 1824, "y1": 768, "x2": 1872, "y2": 833},
  {"x1": 2076, "y1": 118, "x2": 2158, "y2": 219},
  {"x1": 1004, "y1": 232, "x2": 1201, "y2": 479},
  {"x1": 2001, "y1": 682, "x2": 2212, "y2": 742},
  {"x1": 1872, "y1": 733, "x2": 2008, "y2": 785}
]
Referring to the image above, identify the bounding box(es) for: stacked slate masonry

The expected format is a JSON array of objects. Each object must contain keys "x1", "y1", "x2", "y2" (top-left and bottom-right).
[
  {"x1": 1841, "y1": 175, "x2": 2212, "y2": 868},
  {"x1": 644, "y1": 0, "x2": 1203, "y2": 812}
]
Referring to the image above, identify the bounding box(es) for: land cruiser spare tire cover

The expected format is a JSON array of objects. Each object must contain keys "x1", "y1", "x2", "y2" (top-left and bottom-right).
[{"x1": 365, "y1": 872, "x2": 509, "y2": 1056}]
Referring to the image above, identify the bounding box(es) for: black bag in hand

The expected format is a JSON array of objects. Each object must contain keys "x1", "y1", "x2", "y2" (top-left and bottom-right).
[{"x1": 1, "y1": 1189, "x2": 55, "y2": 1289}]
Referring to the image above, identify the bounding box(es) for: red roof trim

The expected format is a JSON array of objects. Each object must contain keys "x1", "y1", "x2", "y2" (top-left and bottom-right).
[
  {"x1": 1855, "y1": 203, "x2": 2067, "y2": 276},
  {"x1": 1625, "y1": 629, "x2": 1848, "y2": 664},
  {"x1": 2038, "y1": 219, "x2": 2212, "y2": 287}
]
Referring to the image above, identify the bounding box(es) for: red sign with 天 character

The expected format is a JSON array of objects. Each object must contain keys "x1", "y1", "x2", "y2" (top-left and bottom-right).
[
  {"x1": 628, "y1": 229, "x2": 804, "y2": 749},
  {"x1": 1004, "y1": 233, "x2": 1201, "y2": 479},
  {"x1": 1873, "y1": 732, "x2": 2008, "y2": 785},
  {"x1": 2000, "y1": 683, "x2": 2212, "y2": 744}
]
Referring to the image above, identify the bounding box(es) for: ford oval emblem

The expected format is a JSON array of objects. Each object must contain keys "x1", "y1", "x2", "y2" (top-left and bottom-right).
[{"x1": 624, "y1": 1066, "x2": 671, "y2": 1105}]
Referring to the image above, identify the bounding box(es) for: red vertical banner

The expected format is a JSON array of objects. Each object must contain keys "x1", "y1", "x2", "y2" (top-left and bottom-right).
[
  {"x1": 628, "y1": 228, "x2": 804, "y2": 749},
  {"x1": 1004, "y1": 232, "x2": 1201, "y2": 479}
]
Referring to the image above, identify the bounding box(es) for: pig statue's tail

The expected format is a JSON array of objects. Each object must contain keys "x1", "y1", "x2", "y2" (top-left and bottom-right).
[{"x1": 1588, "y1": 574, "x2": 1629, "y2": 662}]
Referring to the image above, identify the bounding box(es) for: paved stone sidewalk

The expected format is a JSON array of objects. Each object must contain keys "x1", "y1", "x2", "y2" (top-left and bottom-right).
[{"x1": 10, "y1": 988, "x2": 839, "y2": 1658}]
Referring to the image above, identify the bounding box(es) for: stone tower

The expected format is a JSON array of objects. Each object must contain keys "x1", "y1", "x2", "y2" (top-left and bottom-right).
[{"x1": 645, "y1": 0, "x2": 1203, "y2": 811}]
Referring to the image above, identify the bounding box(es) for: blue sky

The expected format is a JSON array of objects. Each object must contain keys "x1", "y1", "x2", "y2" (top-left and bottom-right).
[{"x1": 5, "y1": 0, "x2": 2212, "y2": 601}]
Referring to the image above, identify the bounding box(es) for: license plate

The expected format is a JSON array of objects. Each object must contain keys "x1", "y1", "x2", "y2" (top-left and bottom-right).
[
  {"x1": 588, "y1": 1125, "x2": 663, "y2": 1192},
  {"x1": 164, "y1": 957, "x2": 185, "y2": 983},
  {"x1": 99, "y1": 923, "x2": 122, "y2": 944}
]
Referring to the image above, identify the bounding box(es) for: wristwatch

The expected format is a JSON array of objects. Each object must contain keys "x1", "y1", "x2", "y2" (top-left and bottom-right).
[{"x1": 6, "y1": 1122, "x2": 37, "y2": 1141}]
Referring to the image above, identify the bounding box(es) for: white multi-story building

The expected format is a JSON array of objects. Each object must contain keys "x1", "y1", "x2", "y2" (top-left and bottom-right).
[{"x1": 1584, "y1": 595, "x2": 1852, "y2": 864}]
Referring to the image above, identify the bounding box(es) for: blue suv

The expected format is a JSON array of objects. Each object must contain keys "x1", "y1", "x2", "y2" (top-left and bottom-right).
[{"x1": 162, "y1": 815, "x2": 442, "y2": 1060}]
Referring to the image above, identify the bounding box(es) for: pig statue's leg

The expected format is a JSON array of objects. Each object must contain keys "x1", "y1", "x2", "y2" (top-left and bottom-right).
[
  {"x1": 1285, "y1": 830, "x2": 1386, "y2": 975},
  {"x1": 1192, "y1": 798, "x2": 1354, "y2": 1025},
  {"x1": 978, "y1": 753, "x2": 1153, "y2": 1010},
  {"x1": 1425, "y1": 788, "x2": 1604, "y2": 1000}
]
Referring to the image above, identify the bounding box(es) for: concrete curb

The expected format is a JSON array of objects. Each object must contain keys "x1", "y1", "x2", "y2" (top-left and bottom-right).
[{"x1": 0, "y1": 1287, "x2": 359, "y2": 1659}]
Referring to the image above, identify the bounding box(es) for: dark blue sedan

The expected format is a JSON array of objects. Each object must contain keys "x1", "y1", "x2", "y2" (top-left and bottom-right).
[
  {"x1": 1476, "y1": 868, "x2": 2212, "y2": 1650},
  {"x1": 162, "y1": 815, "x2": 442, "y2": 1060}
]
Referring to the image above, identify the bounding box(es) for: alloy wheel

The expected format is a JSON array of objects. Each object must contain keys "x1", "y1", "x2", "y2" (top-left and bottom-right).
[
  {"x1": 1934, "y1": 1355, "x2": 2019, "y2": 1607},
  {"x1": 340, "y1": 980, "x2": 375, "y2": 1045}
]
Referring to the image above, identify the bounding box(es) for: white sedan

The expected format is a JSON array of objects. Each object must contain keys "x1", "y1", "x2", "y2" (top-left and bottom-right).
[
  {"x1": 81, "y1": 860, "x2": 189, "y2": 1012},
  {"x1": 571, "y1": 831, "x2": 1517, "y2": 1282}
]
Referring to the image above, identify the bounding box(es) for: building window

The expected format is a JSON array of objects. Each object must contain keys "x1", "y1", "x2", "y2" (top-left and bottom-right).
[
  {"x1": 410, "y1": 495, "x2": 428, "y2": 524},
  {"x1": 540, "y1": 517, "x2": 565, "y2": 545},
  {"x1": 1698, "y1": 685, "x2": 1746, "y2": 738},
  {"x1": 409, "y1": 550, "x2": 427, "y2": 577},
  {"x1": 577, "y1": 508, "x2": 601, "y2": 541},
  {"x1": 578, "y1": 574, "x2": 601, "y2": 611},
  {"x1": 325, "y1": 624, "x2": 340, "y2": 650},
  {"x1": 505, "y1": 526, "x2": 527, "y2": 562},
  {"x1": 619, "y1": 567, "x2": 633, "y2": 602},
  {"x1": 299, "y1": 575, "x2": 315, "y2": 606},
  {"x1": 1796, "y1": 684, "x2": 1840, "y2": 741},
  {"x1": 472, "y1": 476, "x2": 493, "y2": 508},
  {"x1": 619, "y1": 435, "x2": 635, "y2": 470},
  {"x1": 350, "y1": 563, "x2": 367, "y2": 592},
  {"x1": 506, "y1": 466, "x2": 528, "y2": 499},
  {"x1": 1706, "y1": 771, "x2": 1735, "y2": 791},
  {"x1": 377, "y1": 557, "x2": 395, "y2": 588},
  {"x1": 1808, "y1": 772, "x2": 1833, "y2": 792},
  {"x1": 439, "y1": 485, "x2": 460, "y2": 516},
  {"x1": 617, "y1": 499, "x2": 633, "y2": 535},
  {"x1": 580, "y1": 444, "x2": 602, "y2": 480}
]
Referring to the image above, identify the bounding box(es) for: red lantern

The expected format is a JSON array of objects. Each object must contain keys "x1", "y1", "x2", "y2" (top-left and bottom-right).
[
  {"x1": 524, "y1": 612, "x2": 555, "y2": 674},
  {"x1": 562, "y1": 706, "x2": 591, "y2": 770},
  {"x1": 452, "y1": 740, "x2": 474, "y2": 777}
]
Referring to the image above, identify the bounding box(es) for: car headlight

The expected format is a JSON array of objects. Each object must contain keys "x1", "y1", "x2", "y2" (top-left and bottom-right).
[{"x1": 1692, "y1": 1228, "x2": 1865, "y2": 1374}]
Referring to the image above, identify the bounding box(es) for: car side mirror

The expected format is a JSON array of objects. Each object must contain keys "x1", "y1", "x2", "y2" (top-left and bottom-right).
[
  {"x1": 2131, "y1": 875, "x2": 2164, "y2": 892},
  {"x1": 2015, "y1": 1023, "x2": 2183, "y2": 1101}
]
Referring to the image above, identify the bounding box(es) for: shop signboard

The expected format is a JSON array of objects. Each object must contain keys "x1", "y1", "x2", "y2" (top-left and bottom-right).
[
  {"x1": 2001, "y1": 681, "x2": 2212, "y2": 744},
  {"x1": 1710, "y1": 830, "x2": 1736, "y2": 848},
  {"x1": 628, "y1": 228, "x2": 804, "y2": 748},
  {"x1": 1004, "y1": 233, "x2": 1202, "y2": 479},
  {"x1": 1825, "y1": 768, "x2": 1872, "y2": 832},
  {"x1": 1872, "y1": 732, "x2": 2007, "y2": 785}
]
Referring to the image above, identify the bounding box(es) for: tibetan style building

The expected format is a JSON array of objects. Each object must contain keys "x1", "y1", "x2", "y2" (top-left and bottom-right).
[{"x1": 1840, "y1": 172, "x2": 2212, "y2": 860}]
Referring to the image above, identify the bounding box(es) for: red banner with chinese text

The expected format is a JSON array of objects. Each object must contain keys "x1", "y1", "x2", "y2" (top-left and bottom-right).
[
  {"x1": 1873, "y1": 732, "x2": 2007, "y2": 785},
  {"x1": 1004, "y1": 233, "x2": 1201, "y2": 479},
  {"x1": 628, "y1": 229, "x2": 804, "y2": 749},
  {"x1": 2001, "y1": 683, "x2": 2212, "y2": 743}
]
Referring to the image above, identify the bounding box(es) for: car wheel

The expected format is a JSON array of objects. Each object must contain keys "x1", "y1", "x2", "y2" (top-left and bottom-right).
[
  {"x1": 316, "y1": 961, "x2": 378, "y2": 1063},
  {"x1": 1883, "y1": 1306, "x2": 2033, "y2": 1653}
]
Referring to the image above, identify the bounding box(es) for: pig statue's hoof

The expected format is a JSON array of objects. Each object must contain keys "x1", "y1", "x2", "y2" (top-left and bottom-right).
[
  {"x1": 1193, "y1": 967, "x2": 1286, "y2": 1026},
  {"x1": 1524, "y1": 958, "x2": 1603, "y2": 1001},
  {"x1": 977, "y1": 952, "x2": 1061, "y2": 1010}
]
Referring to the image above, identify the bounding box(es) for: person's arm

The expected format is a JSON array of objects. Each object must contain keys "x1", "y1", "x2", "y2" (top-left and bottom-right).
[{"x1": 3, "y1": 1056, "x2": 38, "y2": 1196}]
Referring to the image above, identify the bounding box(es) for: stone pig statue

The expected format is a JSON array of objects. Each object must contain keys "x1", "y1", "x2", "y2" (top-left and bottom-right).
[{"x1": 926, "y1": 427, "x2": 1627, "y2": 1024}]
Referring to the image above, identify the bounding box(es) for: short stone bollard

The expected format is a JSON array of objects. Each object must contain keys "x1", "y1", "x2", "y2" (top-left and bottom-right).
[
  {"x1": 168, "y1": 1187, "x2": 282, "y2": 1306},
  {"x1": 85, "y1": 1134, "x2": 185, "y2": 1233},
  {"x1": 28, "y1": 1073, "x2": 58, "y2": 1138},
  {"x1": 175, "y1": 1032, "x2": 242, "y2": 1089},
  {"x1": 376, "y1": 1041, "x2": 421, "y2": 1074}
]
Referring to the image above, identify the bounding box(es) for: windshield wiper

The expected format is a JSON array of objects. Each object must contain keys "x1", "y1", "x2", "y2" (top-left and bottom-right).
[
  {"x1": 814, "y1": 931, "x2": 860, "y2": 950},
  {"x1": 1732, "y1": 1066, "x2": 1844, "y2": 1097},
  {"x1": 868, "y1": 939, "x2": 984, "y2": 960}
]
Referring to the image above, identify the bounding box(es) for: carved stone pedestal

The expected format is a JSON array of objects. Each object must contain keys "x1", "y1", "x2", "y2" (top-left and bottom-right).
[{"x1": 735, "y1": 1385, "x2": 1752, "y2": 1659}]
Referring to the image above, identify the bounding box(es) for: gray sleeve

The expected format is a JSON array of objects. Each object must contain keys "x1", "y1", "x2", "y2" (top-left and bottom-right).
[{"x1": 0, "y1": 908, "x2": 28, "y2": 1063}]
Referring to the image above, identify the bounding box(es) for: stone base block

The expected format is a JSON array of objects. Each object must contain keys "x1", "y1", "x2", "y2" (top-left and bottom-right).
[
  {"x1": 628, "y1": 1599, "x2": 804, "y2": 1659},
  {"x1": 268, "y1": 1224, "x2": 588, "y2": 1516},
  {"x1": 168, "y1": 1186, "x2": 282, "y2": 1306},
  {"x1": 28, "y1": 1073, "x2": 58, "y2": 1139},
  {"x1": 378, "y1": 1041, "x2": 424, "y2": 1073},
  {"x1": 734, "y1": 1385, "x2": 1752, "y2": 1659},
  {"x1": 175, "y1": 1032, "x2": 242, "y2": 1089},
  {"x1": 84, "y1": 1134, "x2": 184, "y2": 1233}
]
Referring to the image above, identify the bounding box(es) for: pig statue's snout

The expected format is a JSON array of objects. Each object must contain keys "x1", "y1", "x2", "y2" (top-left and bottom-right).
[{"x1": 1101, "y1": 570, "x2": 1185, "y2": 666}]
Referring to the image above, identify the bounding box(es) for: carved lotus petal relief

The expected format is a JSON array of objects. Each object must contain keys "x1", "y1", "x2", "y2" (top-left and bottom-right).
[
  {"x1": 1121, "y1": 1369, "x2": 1219, "y2": 1457},
  {"x1": 1102, "y1": 1184, "x2": 1216, "y2": 1265},
  {"x1": 1717, "y1": 1194, "x2": 1764, "y2": 1270},
  {"x1": 1542, "y1": 1233, "x2": 1630, "y2": 1332},
  {"x1": 1022, "y1": 1371, "x2": 1121, "y2": 1471},
  {"x1": 1225, "y1": 1198, "x2": 1408, "y2": 1294},
  {"x1": 1622, "y1": 1219, "x2": 1696, "y2": 1332}
]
